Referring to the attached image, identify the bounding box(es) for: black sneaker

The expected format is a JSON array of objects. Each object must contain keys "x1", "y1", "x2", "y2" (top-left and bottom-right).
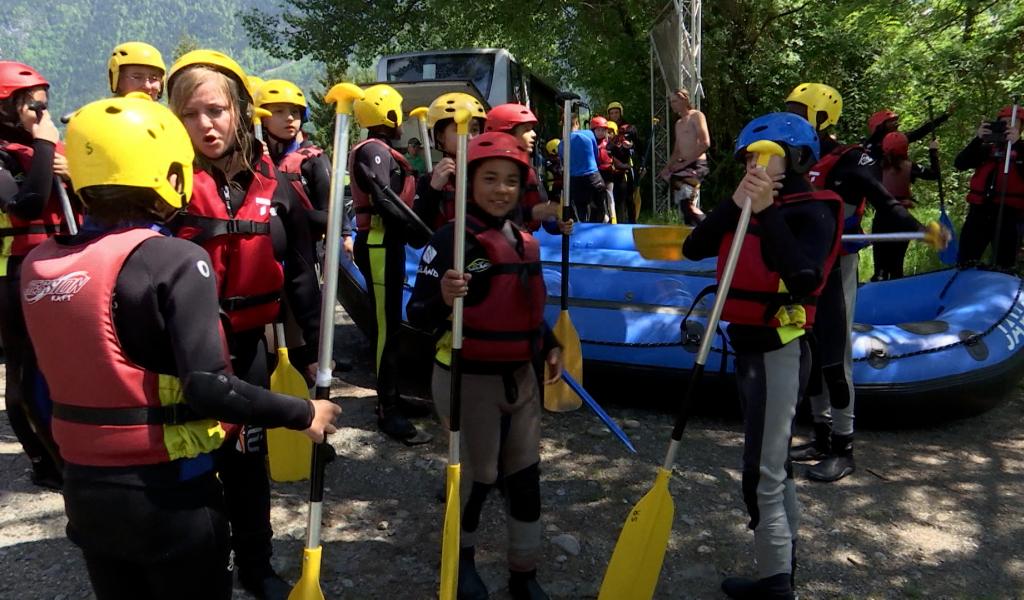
[
  {"x1": 397, "y1": 394, "x2": 434, "y2": 418},
  {"x1": 238, "y1": 568, "x2": 291, "y2": 600},
  {"x1": 378, "y1": 412, "x2": 417, "y2": 440},
  {"x1": 721, "y1": 573, "x2": 794, "y2": 600},
  {"x1": 790, "y1": 422, "x2": 831, "y2": 463},
  {"x1": 509, "y1": 569, "x2": 549, "y2": 600}
]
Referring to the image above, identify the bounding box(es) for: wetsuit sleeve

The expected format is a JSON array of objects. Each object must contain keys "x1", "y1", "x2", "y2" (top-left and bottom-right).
[
  {"x1": 116, "y1": 237, "x2": 313, "y2": 429},
  {"x1": 758, "y1": 202, "x2": 837, "y2": 296},
  {"x1": 275, "y1": 178, "x2": 323, "y2": 347},
  {"x1": 301, "y1": 153, "x2": 333, "y2": 212},
  {"x1": 954, "y1": 138, "x2": 989, "y2": 171},
  {"x1": 0, "y1": 140, "x2": 56, "y2": 220},
  {"x1": 414, "y1": 173, "x2": 444, "y2": 227},
  {"x1": 906, "y1": 113, "x2": 950, "y2": 145},
  {"x1": 842, "y1": 151, "x2": 922, "y2": 231},
  {"x1": 407, "y1": 225, "x2": 456, "y2": 332},
  {"x1": 681, "y1": 198, "x2": 741, "y2": 260}
]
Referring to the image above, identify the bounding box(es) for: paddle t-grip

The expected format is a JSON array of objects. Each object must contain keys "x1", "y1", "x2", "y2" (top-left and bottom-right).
[{"x1": 410, "y1": 106, "x2": 433, "y2": 173}]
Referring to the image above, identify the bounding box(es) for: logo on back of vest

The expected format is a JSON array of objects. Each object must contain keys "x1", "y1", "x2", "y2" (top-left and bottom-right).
[
  {"x1": 422, "y1": 245, "x2": 437, "y2": 264},
  {"x1": 466, "y1": 258, "x2": 492, "y2": 273},
  {"x1": 23, "y1": 271, "x2": 91, "y2": 304},
  {"x1": 256, "y1": 197, "x2": 272, "y2": 216}
]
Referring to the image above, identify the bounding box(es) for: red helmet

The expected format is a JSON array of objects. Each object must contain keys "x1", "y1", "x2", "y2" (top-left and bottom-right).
[
  {"x1": 467, "y1": 132, "x2": 531, "y2": 170},
  {"x1": 590, "y1": 115, "x2": 609, "y2": 129},
  {"x1": 0, "y1": 61, "x2": 49, "y2": 100},
  {"x1": 882, "y1": 132, "x2": 909, "y2": 158},
  {"x1": 998, "y1": 105, "x2": 1024, "y2": 122},
  {"x1": 867, "y1": 110, "x2": 898, "y2": 134},
  {"x1": 485, "y1": 103, "x2": 538, "y2": 133}
]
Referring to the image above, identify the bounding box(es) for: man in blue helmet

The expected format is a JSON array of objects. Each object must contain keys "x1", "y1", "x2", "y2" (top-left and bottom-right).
[{"x1": 684, "y1": 113, "x2": 844, "y2": 599}]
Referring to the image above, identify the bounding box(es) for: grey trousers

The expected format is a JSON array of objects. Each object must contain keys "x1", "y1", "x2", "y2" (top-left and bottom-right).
[
  {"x1": 808, "y1": 253, "x2": 858, "y2": 436},
  {"x1": 736, "y1": 337, "x2": 810, "y2": 578}
]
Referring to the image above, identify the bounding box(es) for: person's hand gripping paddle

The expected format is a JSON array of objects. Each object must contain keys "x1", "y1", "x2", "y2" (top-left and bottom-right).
[
  {"x1": 439, "y1": 108, "x2": 472, "y2": 600},
  {"x1": 288, "y1": 82, "x2": 364, "y2": 600},
  {"x1": 598, "y1": 140, "x2": 785, "y2": 600},
  {"x1": 410, "y1": 106, "x2": 434, "y2": 174},
  {"x1": 544, "y1": 93, "x2": 583, "y2": 412}
]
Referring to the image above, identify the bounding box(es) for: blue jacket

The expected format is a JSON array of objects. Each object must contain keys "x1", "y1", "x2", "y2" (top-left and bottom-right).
[{"x1": 559, "y1": 130, "x2": 599, "y2": 177}]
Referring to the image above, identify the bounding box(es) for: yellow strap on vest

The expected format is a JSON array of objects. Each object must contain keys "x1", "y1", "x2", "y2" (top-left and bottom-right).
[
  {"x1": 157, "y1": 374, "x2": 226, "y2": 461},
  {"x1": 775, "y1": 325, "x2": 806, "y2": 346},
  {"x1": 773, "y1": 280, "x2": 807, "y2": 329}
]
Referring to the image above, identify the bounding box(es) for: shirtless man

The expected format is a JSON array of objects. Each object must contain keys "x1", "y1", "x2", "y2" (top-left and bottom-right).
[{"x1": 659, "y1": 88, "x2": 710, "y2": 224}]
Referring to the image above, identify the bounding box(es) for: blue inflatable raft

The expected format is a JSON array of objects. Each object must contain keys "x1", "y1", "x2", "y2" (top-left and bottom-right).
[{"x1": 337, "y1": 224, "x2": 1024, "y2": 423}]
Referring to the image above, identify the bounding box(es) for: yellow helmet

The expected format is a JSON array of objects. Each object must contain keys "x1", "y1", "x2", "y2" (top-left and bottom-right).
[
  {"x1": 167, "y1": 49, "x2": 253, "y2": 103},
  {"x1": 354, "y1": 84, "x2": 404, "y2": 129},
  {"x1": 785, "y1": 83, "x2": 842, "y2": 130},
  {"x1": 65, "y1": 96, "x2": 194, "y2": 209},
  {"x1": 545, "y1": 138, "x2": 560, "y2": 155},
  {"x1": 108, "y1": 42, "x2": 166, "y2": 95},
  {"x1": 607, "y1": 101, "x2": 624, "y2": 113},
  {"x1": 426, "y1": 92, "x2": 486, "y2": 128},
  {"x1": 256, "y1": 79, "x2": 307, "y2": 109},
  {"x1": 607, "y1": 120, "x2": 619, "y2": 136}
]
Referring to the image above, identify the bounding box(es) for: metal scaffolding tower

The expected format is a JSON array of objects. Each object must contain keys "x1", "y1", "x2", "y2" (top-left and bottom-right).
[{"x1": 648, "y1": 0, "x2": 703, "y2": 217}]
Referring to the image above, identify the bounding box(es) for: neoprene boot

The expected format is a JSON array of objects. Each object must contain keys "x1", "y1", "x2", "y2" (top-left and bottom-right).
[
  {"x1": 30, "y1": 457, "x2": 62, "y2": 491},
  {"x1": 509, "y1": 569, "x2": 549, "y2": 600},
  {"x1": 238, "y1": 566, "x2": 291, "y2": 600},
  {"x1": 377, "y1": 397, "x2": 417, "y2": 441},
  {"x1": 458, "y1": 547, "x2": 489, "y2": 600},
  {"x1": 790, "y1": 422, "x2": 831, "y2": 462},
  {"x1": 721, "y1": 573, "x2": 794, "y2": 600},
  {"x1": 807, "y1": 433, "x2": 856, "y2": 482}
]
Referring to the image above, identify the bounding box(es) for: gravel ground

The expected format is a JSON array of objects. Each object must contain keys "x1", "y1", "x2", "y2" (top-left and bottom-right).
[{"x1": 2, "y1": 311, "x2": 1024, "y2": 599}]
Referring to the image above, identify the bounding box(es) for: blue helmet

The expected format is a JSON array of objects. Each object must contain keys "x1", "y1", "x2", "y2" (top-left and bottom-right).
[{"x1": 734, "y1": 113, "x2": 820, "y2": 170}]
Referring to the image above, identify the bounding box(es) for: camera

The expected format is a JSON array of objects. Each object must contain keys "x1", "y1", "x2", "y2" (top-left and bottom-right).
[
  {"x1": 982, "y1": 119, "x2": 1007, "y2": 145},
  {"x1": 25, "y1": 99, "x2": 47, "y2": 121}
]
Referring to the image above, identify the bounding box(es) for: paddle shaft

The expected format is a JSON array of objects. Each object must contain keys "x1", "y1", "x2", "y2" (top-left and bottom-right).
[
  {"x1": 54, "y1": 178, "x2": 77, "y2": 236},
  {"x1": 449, "y1": 121, "x2": 469, "y2": 458},
  {"x1": 992, "y1": 98, "x2": 1019, "y2": 267},
  {"x1": 418, "y1": 114, "x2": 434, "y2": 174},
  {"x1": 927, "y1": 99, "x2": 947, "y2": 212},
  {"x1": 304, "y1": 109, "x2": 352, "y2": 550},
  {"x1": 561, "y1": 369, "x2": 636, "y2": 453},
  {"x1": 560, "y1": 97, "x2": 576, "y2": 309}
]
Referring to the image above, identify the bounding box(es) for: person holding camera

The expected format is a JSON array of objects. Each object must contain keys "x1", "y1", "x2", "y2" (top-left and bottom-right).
[{"x1": 954, "y1": 105, "x2": 1024, "y2": 268}]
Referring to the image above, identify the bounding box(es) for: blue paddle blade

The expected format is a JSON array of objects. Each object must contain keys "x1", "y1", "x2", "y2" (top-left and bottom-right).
[
  {"x1": 561, "y1": 370, "x2": 637, "y2": 453},
  {"x1": 939, "y1": 208, "x2": 958, "y2": 265}
]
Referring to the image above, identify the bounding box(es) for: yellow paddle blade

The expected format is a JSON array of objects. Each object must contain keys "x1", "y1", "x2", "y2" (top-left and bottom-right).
[
  {"x1": 288, "y1": 546, "x2": 324, "y2": 600},
  {"x1": 599, "y1": 468, "x2": 675, "y2": 600},
  {"x1": 439, "y1": 463, "x2": 461, "y2": 600},
  {"x1": 544, "y1": 310, "x2": 583, "y2": 412},
  {"x1": 632, "y1": 188, "x2": 641, "y2": 215},
  {"x1": 268, "y1": 348, "x2": 313, "y2": 482},
  {"x1": 631, "y1": 226, "x2": 693, "y2": 261}
]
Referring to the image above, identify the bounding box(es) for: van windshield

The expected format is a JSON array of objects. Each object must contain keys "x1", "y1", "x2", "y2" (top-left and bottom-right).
[{"x1": 385, "y1": 53, "x2": 496, "y2": 99}]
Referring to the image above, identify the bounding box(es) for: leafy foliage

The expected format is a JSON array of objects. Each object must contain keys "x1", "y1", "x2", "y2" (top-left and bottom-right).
[{"x1": 0, "y1": 0, "x2": 323, "y2": 118}]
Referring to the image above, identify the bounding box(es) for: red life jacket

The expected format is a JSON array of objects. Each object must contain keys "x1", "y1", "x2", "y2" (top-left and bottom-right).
[
  {"x1": 718, "y1": 191, "x2": 844, "y2": 329},
  {"x1": 0, "y1": 141, "x2": 81, "y2": 261},
  {"x1": 882, "y1": 160, "x2": 914, "y2": 207},
  {"x1": 461, "y1": 216, "x2": 547, "y2": 362},
  {"x1": 349, "y1": 138, "x2": 416, "y2": 232},
  {"x1": 966, "y1": 149, "x2": 1024, "y2": 209},
  {"x1": 276, "y1": 145, "x2": 321, "y2": 211},
  {"x1": 597, "y1": 138, "x2": 613, "y2": 172},
  {"x1": 21, "y1": 228, "x2": 231, "y2": 467},
  {"x1": 809, "y1": 144, "x2": 868, "y2": 254},
  {"x1": 177, "y1": 155, "x2": 284, "y2": 334}
]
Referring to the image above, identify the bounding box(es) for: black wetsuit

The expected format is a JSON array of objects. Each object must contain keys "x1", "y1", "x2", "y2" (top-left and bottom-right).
[
  {"x1": 872, "y1": 148, "x2": 940, "y2": 280},
  {"x1": 48, "y1": 222, "x2": 312, "y2": 600},
  {"x1": 0, "y1": 124, "x2": 67, "y2": 480}
]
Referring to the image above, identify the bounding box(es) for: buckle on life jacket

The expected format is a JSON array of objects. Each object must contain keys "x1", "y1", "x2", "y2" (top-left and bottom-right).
[
  {"x1": 220, "y1": 291, "x2": 281, "y2": 312},
  {"x1": 224, "y1": 219, "x2": 270, "y2": 235}
]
